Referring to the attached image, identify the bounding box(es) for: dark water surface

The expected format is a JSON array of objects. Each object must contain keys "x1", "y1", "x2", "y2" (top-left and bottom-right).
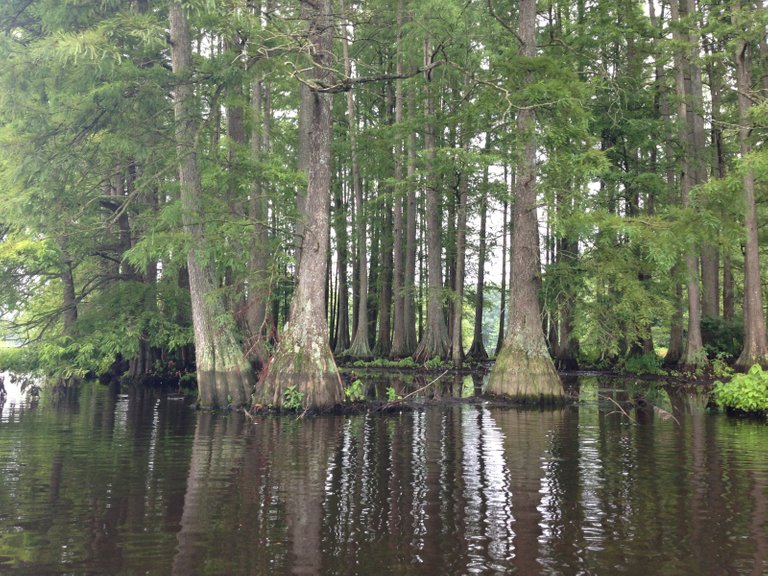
[{"x1": 1, "y1": 376, "x2": 767, "y2": 575}]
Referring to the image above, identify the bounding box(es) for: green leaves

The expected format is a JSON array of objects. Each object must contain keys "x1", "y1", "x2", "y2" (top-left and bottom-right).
[{"x1": 715, "y1": 364, "x2": 768, "y2": 416}]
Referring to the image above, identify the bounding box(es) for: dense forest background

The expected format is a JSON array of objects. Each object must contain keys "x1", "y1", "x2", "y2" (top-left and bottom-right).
[{"x1": 1, "y1": 0, "x2": 767, "y2": 407}]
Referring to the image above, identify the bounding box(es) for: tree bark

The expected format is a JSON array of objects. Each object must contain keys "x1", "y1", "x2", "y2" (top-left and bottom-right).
[
  {"x1": 258, "y1": 0, "x2": 342, "y2": 410},
  {"x1": 245, "y1": 73, "x2": 270, "y2": 370},
  {"x1": 671, "y1": 0, "x2": 706, "y2": 370},
  {"x1": 169, "y1": 1, "x2": 254, "y2": 407},
  {"x1": 467, "y1": 158, "x2": 489, "y2": 362},
  {"x1": 374, "y1": 196, "x2": 394, "y2": 357},
  {"x1": 403, "y1": 86, "x2": 419, "y2": 354},
  {"x1": 413, "y1": 38, "x2": 450, "y2": 362},
  {"x1": 343, "y1": 3, "x2": 372, "y2": 359},
  {"x1": 390, "y1": 0, "x2": 409, "y2": 358},
  {"x1": 487, "y1": 0, "x2": 562, "y2": 402},
  {"x1": 734, "y1": 10, "x2": 768, "y2": 369},
  {"x1": 451, "y1": 136, "x2": 469, "y2": 369},
  {"x1": 332, "y1": 186, "x2": 351, "y2": 355},
  {"x1": 495, "y1": 194, "x2": 508, "y2": 357}
]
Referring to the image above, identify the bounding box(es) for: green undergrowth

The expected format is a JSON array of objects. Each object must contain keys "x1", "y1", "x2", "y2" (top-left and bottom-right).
[
  {"x1": 348, "y1": 356, "x2": 453, "y2": 370},
  {"x1": 714, "y1": 364, "x2": 768, "y2": 416}
]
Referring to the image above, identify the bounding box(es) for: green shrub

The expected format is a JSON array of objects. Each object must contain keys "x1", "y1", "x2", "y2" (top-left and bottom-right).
[
  {"x1": 701, "y1": 315, "x2": 743, "y2": 359},
  {"x1": 344, "y1": 379, "x2": 365, "y2": 402},
  {"x1": 622, "y1": 352, "x2": 664, "y2": 375},
  {"x1": 714, "y1": 364, "x2": 768, "y2": 415},
  {"x1": 283, "y1": 385, "x2": 304, "y2": 411}
]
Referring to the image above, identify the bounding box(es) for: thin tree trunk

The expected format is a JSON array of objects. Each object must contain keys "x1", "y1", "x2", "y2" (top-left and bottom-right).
[
  {"x1": 169, "y1": 1, "x2": 254, "y2": 407},
  {"x1": 451, "y1": 134, "x2": 469, "y2": 369},
  {"x1": 734, "y1": 9, "x2": 768, "y2": 369},
  {"x1": 343, "y1": 2, "x2": 372, "y2": 359},
  {"x1": 333, "y1": 186, "x2": 351, "y2": 355},
  {"x1": 413, "y1": 38, "x2": 450, "y2": 362},
  {"x1": 487, "y1": 0, "x2": 562, "y2": 402},
  {"x1": 468, "y1": 157, "x2": 489, "y2": 362},
  {"x1": 375, "y1": 196, "x2": 394, "y2": 357},
  {"x1": 390, "y1": 0, "x2": 408, "y2": 358},
  {"x1": 671, "y1": 0, "x2": 706, "y2": 370},
  {"x1": 404, "y1": 86, "x2": 419, "y2": 354},
  {"x1": 258, "y1": 0, "x2": 342, "y2": 410},
  {"x1": 495, "y1": 195, "x2": 508, "y2": 357}
]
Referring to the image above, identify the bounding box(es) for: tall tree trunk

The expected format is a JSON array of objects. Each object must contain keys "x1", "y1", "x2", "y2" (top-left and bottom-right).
[
  {"x1": 495, "y1": 195, "x2": 508, "y2": 356},
  {"x1": 60, "y1": 249, "x2": 77, "y2": 335},
  {"x1": 681, "y1": 0, "x2": 718, "y2": 321},
  {"x1": 403, "y1": 86, "x2": 419, "y2": 354},
  {"x1": 671, "y1": 0, "x2": 706, "y2": 370},
  {"x1": 333, "y1": 186, "x2": 351, "y2": 355},
  {"x1": 451, "y1": 137, "x2": 469, "y2": 369},
  {"x1": 487, "y1": 0, "x2": 562, "y2": 402},
  {"x1": 244, "y1": 75, "x2": 270, "y2": 369},
  {"x1": 375, "y1": 196, "x2": 394, "y2": 357},
  {"x1": 413, "y1": 38, "x2": 450, "y2": 362},
  {"x1": 468, "y1": 158, "x2": 489, "y2": 362},
  {"x1": 343, "y1": 3, "x2": 372, "y2": 359},
  {"x1": 390, "y1": 0, "x2": 409, "y2": 358},
  {"x1": 169, "y1": 1, "x2": 254, "y2": 407},
  {"x1": 258, "y1": 0, "x2": 342, "y2": 410},
  {"x1": 734, "y1": 8, "x2": 768, "y2": 369}
]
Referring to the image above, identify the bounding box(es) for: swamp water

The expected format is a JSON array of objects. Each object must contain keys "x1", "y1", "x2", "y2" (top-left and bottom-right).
[{"x1": 0, "y1": 374, "x2": 767, "y2": 575}]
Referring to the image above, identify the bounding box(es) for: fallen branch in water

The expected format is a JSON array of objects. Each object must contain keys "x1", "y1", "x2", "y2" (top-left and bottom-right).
[
  {"x1": 379, "y1": 369, "x2": 451, "y2": 410},
  {"x1": 652, "y1": 405, "x2": 681, "y2": 426},
  {"x1": 599, "y1": 393, "x2": 636, "y2": 424}
]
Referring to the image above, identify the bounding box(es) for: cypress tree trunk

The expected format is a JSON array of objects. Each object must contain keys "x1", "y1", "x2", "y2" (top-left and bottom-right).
[
  {"x1": 451, "y1": 138, "x2": 469, "y2": 369},
  {"x1": 734, "y1": 12, "x2": 768, "y2": 369},
  {"x1": 169, "y1": 1, "x2": 254, "y2": 407},
  {"x1": 244, "y1": 0, "x2": 271, "y2": 368},
  {"x1": 332, "y1": 185, "x2": 351, "y2": 355},
  {"x1": 343, "y1": 2, "x2": 372, "y2": 359},
  {"x1": 671, "y1": 0, "x2": 706, "y2": 370},
  {"x1": 390, "y1": 0, "x2": 409, "y2": 358},
  {"x1": 495, "y1": 195, "x2": 508, "y2": 357},
  {"x1": 374, "y1": 197, "x2": 394, "y2": 357},
  {"x1": 258, "y1": 0, "x2": 342, "y2": 410},
  {"x1": 468, "y1": 160, "x2": 489, "y2": 362},
  {"x1": 403, "y1": 86, "x2": 419, "y2": 354},
  {"x1": 413, "y1": 38, "x2": 450, "y2": 362},
  {"x1": 487, "y1": 0, "x2": 562, "y2": 402}
]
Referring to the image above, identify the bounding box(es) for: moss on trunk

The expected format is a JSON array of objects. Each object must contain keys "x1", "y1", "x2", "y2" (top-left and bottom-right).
[
  {"x1": 487, "y1": 334, "x2": 564, "y2": 404},
  {"x1": 257, "y1": 318, "x2": 342, "y2": 411}
]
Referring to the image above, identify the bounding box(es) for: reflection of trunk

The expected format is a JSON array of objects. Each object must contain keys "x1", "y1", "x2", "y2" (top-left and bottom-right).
[
  {"x1": 169, "y1": 1, "x2": 254, "y2": 407},
  {"x1": 258, "y1": 0, "x2": 342, "y2": 410},
  {"x1": 172, "y1": 413, "x2": 246, "y2": 576},
  {"x1": 487, "y1": 0, "x2": 561, "y2": 401},
  {"x1": 494, "y1": 408, "x2": 564, "y2": 574},
  {"x1": 282, "y1": 418, "x2": 342, "y2": 575}
]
